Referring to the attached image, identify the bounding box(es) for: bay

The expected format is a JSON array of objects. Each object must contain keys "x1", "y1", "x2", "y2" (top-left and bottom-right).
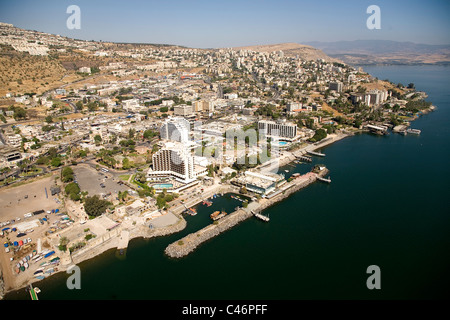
[{"x1": 5, "y1": 65, "x2": 450, "y2": 300}]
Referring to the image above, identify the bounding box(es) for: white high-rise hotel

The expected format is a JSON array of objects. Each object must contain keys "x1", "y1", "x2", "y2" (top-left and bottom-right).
[
  {"x1": 258, "y1": 120, "x2": 298, "y2": 140},
  {"x1": 160, "y1": 117, "x2": 190, "y2": 143},
  {"x1": 149, "y1": 117, "x2": 207, "y2": 184},
  {"x1": 148, "y1": 142, "x2": 207, "y2": 183}
]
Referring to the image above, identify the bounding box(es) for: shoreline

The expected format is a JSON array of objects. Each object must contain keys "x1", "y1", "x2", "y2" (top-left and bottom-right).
[{"x1": 0, "y1": 131, "x2": 349, "y2": 299}]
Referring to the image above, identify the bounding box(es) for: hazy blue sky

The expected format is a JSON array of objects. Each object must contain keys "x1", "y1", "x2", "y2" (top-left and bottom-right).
[{"x1": 0, "y1": 0, "x2": 449, "y2": 48}]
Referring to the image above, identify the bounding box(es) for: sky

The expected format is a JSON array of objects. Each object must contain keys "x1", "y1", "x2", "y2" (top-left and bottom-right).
[{"x1": 0, "y1": 0, "x2": 449, "y2": 48}]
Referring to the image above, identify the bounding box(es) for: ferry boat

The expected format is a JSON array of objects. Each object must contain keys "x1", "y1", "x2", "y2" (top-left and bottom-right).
[{"x1": 406, "y1": 128, "x2": 421, "y2": 135}]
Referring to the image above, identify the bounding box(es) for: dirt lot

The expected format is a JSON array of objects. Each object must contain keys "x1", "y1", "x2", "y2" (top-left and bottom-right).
[{"x1": 0, "y1": 174, "x2": 66, "y2": 292}]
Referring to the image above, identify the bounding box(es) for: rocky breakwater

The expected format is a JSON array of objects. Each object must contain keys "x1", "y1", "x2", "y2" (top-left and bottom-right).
[
  {"x1": 165, "y1": 209, "x2": 253, "y2": 258},
  {"x1": 165, "y1": 167, "x2": 330, "y2": 259}
]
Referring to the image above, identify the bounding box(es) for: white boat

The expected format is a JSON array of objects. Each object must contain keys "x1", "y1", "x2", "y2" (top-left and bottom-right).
[
  {"x1": 32, "y1": 254, "x2": 41, "y2": 261},
  {"x1": 406, "y1": 128, "x2": 421, "y2": 135},
  {"x1": 24, "y1": 262, "x2": 29, "y2": 269},
  {"x1": 34, "y1": 256, "x2": 43, "y2": 263}
]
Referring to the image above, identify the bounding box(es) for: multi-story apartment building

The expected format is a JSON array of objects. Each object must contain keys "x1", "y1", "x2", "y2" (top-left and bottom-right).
[
  {"x1": 258, "y1": 120, "x2": 298, "y2": 140},
  {"x1": 173, "y1": 104, "x2": 194, "y2": 117}
]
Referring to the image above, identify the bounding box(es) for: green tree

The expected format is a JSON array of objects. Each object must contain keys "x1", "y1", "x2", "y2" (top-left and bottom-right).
[
  {"x1": 84, "y1": 195, "x2": 110, "y2": 217},
  {"x1": 309, "y1": 129, "x2": 327, "y2": 143},
  {"x1": 61, "y1": 167, "x2": 74, "y2": 183},
  {"x1": 51, "y1": 157, "x2": 62, "y2": 167}
]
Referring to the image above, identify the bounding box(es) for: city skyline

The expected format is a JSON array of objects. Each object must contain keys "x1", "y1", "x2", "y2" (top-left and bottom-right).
[{"x1": 0, "y1": 0, "x2": 449, "y2": 48}]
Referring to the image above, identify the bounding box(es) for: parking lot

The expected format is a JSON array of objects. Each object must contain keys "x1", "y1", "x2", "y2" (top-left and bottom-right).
[
  {"x1": 0, "y1": 175, "x2": 61, "y2": 225},
  {"x1": 73, "y1": 165, "x2": 129, "y2": 199}
]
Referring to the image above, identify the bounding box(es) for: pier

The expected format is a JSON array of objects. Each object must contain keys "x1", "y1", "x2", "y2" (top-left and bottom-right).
[
  {"x1": 252, "y1": 210, "x2": 269, "y2": 222},
  {"x1": 296, "y1": 155, "x2": 312, "y2": 162},
  {"x1": 317, "y1": 176, "x2": 331, "y2": 183},
  {"x1": 366, "y1": 124, "x2": 388, "y2": 135},
  {"x1": 307, "y1": 150, "x2": 326, "y2": 157}
]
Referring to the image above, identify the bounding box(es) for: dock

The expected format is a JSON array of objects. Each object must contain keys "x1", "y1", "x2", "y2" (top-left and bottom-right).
[
  {"x1": 317, "y1": 176, "x2": 331, "y2": 183},
  {"x1": 29, "y1": 284, "x2": 40, "y2": 300},
  {"x1": 366, "y1": 124, "x2": 388, "y2": 135},
  {"x1": 252, "y1": 210, "x2": 269, "y2": 222},
  {"x1": 296, "y1": 155, "x2": 312, "y2": 162},
  {"x1": 307, "y1": 150, "x2": 326, "y2": 157}
]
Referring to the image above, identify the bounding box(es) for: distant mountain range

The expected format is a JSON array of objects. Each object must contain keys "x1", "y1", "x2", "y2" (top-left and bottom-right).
[
  {"x1": 304, "y1": 40, "x2": 450, "y2": 65},
  {"x1": 231, "y1": 42, "x2": 338, "y2": 62}
]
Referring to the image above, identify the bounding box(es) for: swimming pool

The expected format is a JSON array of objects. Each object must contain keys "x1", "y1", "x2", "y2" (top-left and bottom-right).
[
  {"x1": 152, "y1": 183, "x2": 173, "y2": 189},
  {"x1": 279, "y1": 141, "x2": 288, "y2": 146}
]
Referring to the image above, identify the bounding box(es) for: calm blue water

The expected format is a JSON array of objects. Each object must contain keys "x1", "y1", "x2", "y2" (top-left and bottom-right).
[{"x1": 5, "y1": 65, "x2": 450, "y2": 300}]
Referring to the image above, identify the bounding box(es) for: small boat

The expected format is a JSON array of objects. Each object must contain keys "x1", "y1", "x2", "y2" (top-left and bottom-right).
[
  {"x1": 210, "y1": 211, "x2": 221, "y2": 219},
  {"x1": 202, "y1": 200, "x2": 212, "y2": 207},
  {"x1": 285, "y1": 170, "x2": 289, "y2": 173},
  {"x1": 35, "y1": 275, "x2": 45, "y2": 280},
  {"x1": 44, "y1": 251, "x2": 55, "y2": 258},
  {"x1": 189, "y1": 208, "x2": 197, "y2": 216},
  {"x1": 211, "y1": 210, "x2": 227, "y2": 221},
  {"x1": 24, "y1": 262, "x2": 29, "y2": 269}
]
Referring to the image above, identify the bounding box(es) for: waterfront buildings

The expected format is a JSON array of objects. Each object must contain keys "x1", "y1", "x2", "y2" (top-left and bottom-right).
[
  {"x1": 234, "y1": 170, "x2": 285, "y2": 195},
  {"x1": 258, "y1": 120, "x2": 298, "y2": 140},
  {"x1": 148, "y1": 142, "x2": 207, "y2": 184}
]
